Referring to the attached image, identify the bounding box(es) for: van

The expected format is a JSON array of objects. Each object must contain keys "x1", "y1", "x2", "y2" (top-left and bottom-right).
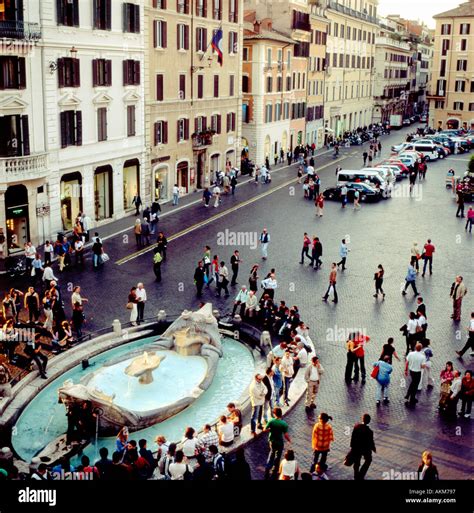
[
  {"x1": 337, "y1": 170, "x2": 390, "y2": 198},
  {"x1": 362, "y1": 166, "x2": 396, "y2": 184},
  {"x1": 400, "y1": 143, "x2": 439, "y2": 161}
]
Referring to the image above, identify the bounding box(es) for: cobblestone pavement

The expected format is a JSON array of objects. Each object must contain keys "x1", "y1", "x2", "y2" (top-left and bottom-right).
[{"x1": 2, "y1": 126, "x2": 472, "y2": 480}]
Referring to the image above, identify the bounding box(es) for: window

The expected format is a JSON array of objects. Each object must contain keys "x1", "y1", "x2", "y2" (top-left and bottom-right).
[
  {"x1": 228, "y1": 31, "x2": 237, "y2": 54},
  {"x1": 265, "y1": 104, "x2": 272, "y2": 123},
  {"x1": 345, "y1": 54, "x2": 350, "y2": 68},
  {"x1": 156, "y1": 74, "x2": 164, "y2": 100},
  {"x1": 339, "y1": 54, "x2": 343, "y2": 67},
  {"x1": 197, "y1": 74, "x2": 203, "y2": 98},
  {"x1": 229, "y1": 74, "x2": 234, "y2": 96},
  {"x1": 441, "y1": 23, "x2": 451, "y2": 35},
  {"x1": 351, "y1": 55, "x2": 355, "y2": 68},
  {"x1": 92, "y1": 59, "x2": 112, "y2": 87},
  {"x1": 97, "y1": 107, "x2": 107, "y2": 142},
  {"x1": 277, "y1": 75, "x2": 282, "y2": 92},
  {"x1": 226, "y1": 112, "x2": 236, "y2": 132},
  {"x1": 286, "y1": 75, "x2": 291, "y2": 91},
  {"x1": 243, "y1": 47, "x2": 249, "y2": 61},
  {"x1": 93, "y1": 0, "x2": 111, "y2": 30},
  {"x1": 302, "y1": 73, "x2": 305, "y2": 89},
  {"x1": 442, "y1": 39, "x2": 449, "y2": 56},
  {"x1": 177, "y1": 23, "x2": 189, "y2": 50},
  {"x1": 0, "y1": 56, "x2": 26, "y2": 89},
  {"x1": 460, "y1": 39, "x2": 467, "y2": 51},
  {"x1": 358, "y1": 29, "x2": 361, "y2": 41},
  {"x1": 210, "y1": 114, "x2": 221, "y2": 133},
  {"x1": 212, "y1": 0, "x2": 221, "y2": 20},
  {"x1": 123, "y1": 3, "x2": 140, "y2": 33},
  {"x1": 333, "y1": 53, "x2": 337, "y2": 67},
  {"x1": 176, "y1": 0, "x2": 189, "y2": 14},
  {"x1": 283, "y1": 102, "x2": 290, "y2": 120},
  {"x1": 154, "y1": 120, "x2": 168, "y2": 145},
  {"x1": 434, "y1": 100, "x2": 444, "y2": 109},
  {"x1": 471, "y1": 81, "x2": 474, "y2": 93},
  {"x1": 60, "y1": 110, "x2": 82, "y2": 147},
  {"x1": 347, "y1": 26, "x2": 351, "y2": 39},
  {"x1": 436, "y1": 79, "x2": 446, "y2": 96},
  {"x1": 334, "y1": 22, "x2": 338, "y2": 38},
  {"x1": 57, "y1": 0, "x2": 79, "y2": 27},
  {"x1": 440, "y1": 59, "x2": 446, "y2": 77},
  {"x1": 58, "y1": 58, "x2": 80, "y2": 88},
  {"x1": 292, "y1": 72, "x2": 296, "y2": 89},
  {"x1": 213, "y1": 75, "x2": 219, "y2": 97},
  {"x1": 460, "y1": 23, "x2": 470, "y2": 35},
  {"x1": 453, "y1": 101, "x2": 464, "y2": 111},
  {"x1": 469, "y1": 103, "x2": 474, "y2": 111},
  {"x1": 196, "y1": 27, "x2": 207, "y2": 52},
  {"x1": 229, "y1": 0, "x2": 238, "y2": 22},
  {"x1": 455, "y1": 80, "x2": 465, "y2": 92},
  {"x1": 0, "y1": 115, "x2": 30, "y2": 157},
  {"x1": 242, "y1": 75, "x2": 249, "y2": 93},
  {"x1": 195, "y1": 115, "x2": 206, "y2": 133},
  {"x1": 287, "y1": 50, "x2": 291, "y2": 69},
  {"x1": 196, "y1": 0, "x2": 207, "y2": 17},
  {"x1": 457, "y1": 59, "x2": 467, "y2": 71},
  {"x1": 266, "y1": 76, "x2": 272, "y2": 93},
  {"x1": 177, "y1": 118, "x2": 190, "y2": 141},
  {"x1": 154, "y1": 20, "x2": 167, "y2": 48},
  {"x1": 127, "y1": 105, "x2": 136, "y2": 137},
  {"x1": 123, "y1": 60, "x2": 140, "y2": 85},
  {"x1": 340, "y1": 25, "x2": 344, "y2": 39},
  {"x1": 154, "y1": 0, "x2": 167, "y2": 8},
  {"x1": 266, "y1": 48, "x2": 272, "y2": 67},
  {"x1": 275, "y1": 103, "x2": 281, "y2": 121},
  {"x1": 179, "y1": 74, "x2": 186, "y2": 99}
]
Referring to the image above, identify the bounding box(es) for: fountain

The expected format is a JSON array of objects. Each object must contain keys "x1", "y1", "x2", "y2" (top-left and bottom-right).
[{"x1": 57, "y1": 304, "x2": 224, "y2": 435}]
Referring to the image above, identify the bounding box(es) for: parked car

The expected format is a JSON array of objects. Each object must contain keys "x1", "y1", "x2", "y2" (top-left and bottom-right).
[
  {"x1": 375, "y1": 164, "x2": 403, "y2": 181},
  {"x1": 323, "y1": 182, "x2": 382, "y2": 203},
  {"x1": 402, "y1": 118, "x2": 412, "y2": 126},
  {"x1": 399, "y1": 143, "x2": 438, "y2": 161},
  {"x1": 379, "y1": 159, "x2": 410, "y2": 176},
  {"x1": 391, "y1": 142, "x2": 411, "y2": 152}
]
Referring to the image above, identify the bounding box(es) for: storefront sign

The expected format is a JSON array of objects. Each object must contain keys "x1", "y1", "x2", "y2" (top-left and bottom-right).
[{"x1": 151, "y1": 156, "x2": 170, "y2": 165}]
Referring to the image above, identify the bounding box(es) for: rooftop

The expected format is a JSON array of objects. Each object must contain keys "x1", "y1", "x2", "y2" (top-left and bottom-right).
[{"x1": 434, "y1": 0, "x2": 474, "y2": 19}]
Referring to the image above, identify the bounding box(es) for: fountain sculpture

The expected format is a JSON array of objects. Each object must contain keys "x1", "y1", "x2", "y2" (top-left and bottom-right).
[{"x1": 124, "y1": 351, "x2": 164, "y2": 384}]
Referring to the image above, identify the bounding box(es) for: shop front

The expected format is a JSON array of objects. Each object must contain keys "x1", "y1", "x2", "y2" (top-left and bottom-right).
[
  {"x1": 123, "y1": 159, "x2": 140, "y2": 212},
  {"x1": 94, "y1": 165, "x2": 113, "y2": 222},
  {"x1": 5, "y1": 184, "x2": 29, "y2": 254},
  {"x1": 60, "y1": 172, "x2": 82, "y2": 231},
  {"x1": 176, "y1": 161, "x2": 189, "y2": 194},
  {"x1": 153, "y1": 165, "x2": 168, "y2": 201}
]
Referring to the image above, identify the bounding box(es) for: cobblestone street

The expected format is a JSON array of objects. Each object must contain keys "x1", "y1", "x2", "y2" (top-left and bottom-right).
[{"x1": 2, "y1": 126, "x2": 472, "y2": 480}]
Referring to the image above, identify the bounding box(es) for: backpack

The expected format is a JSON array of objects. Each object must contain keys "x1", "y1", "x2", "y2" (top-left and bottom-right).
[{"x1": 153, "y1": 252, "x2": 162, "y2": 264}]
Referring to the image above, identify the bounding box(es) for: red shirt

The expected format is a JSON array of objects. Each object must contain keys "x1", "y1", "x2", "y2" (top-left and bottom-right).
[
  {"x1": 303, "y1": 236, "x2": 311, "y2": 248},
  {"x1": 424, "y1": 243, "x2": 435, "y2": 257}
]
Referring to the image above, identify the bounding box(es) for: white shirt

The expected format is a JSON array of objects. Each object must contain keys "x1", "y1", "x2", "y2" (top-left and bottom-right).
[
  {"x1": 43, "y1": 267, "x2": 57, "y2": 281},
  {"x1": 74, "y1": 240, "x2": 84, "y2": 251},
  {"x1": 213, "y1": 186, "x2": 220, "y2": 195},
  {"x1": 469, "y1": 319, "x2": 474, "y2": 332},
  {"x1": 169, "y1": 462, "x2": 191, "y2": 480},
  {"x1": 417, "y1": 315, "x2": 427, "y2": 327},
  {"x1": 309, "y1": 364, "x2": 323, "y2": 381},
  {"x1": 182, "y1": 438, "x2": 199, "y2": 458},
  {"x1": 296, "y1": 347, "x2": 308, "y2": 365},
  {"x1": 219, "y1": 266, "x2": 229, "y2": 279},
  {"x1": 406, "y1": 351, "x2": 426, "y2": 372},
  {"x1": 280, "y1": 356, "x2": 294, "y2": 377},
  {"x1": 407, "y1": 319, "x2": 418, "y2": 334},
  {"x1": 71, "y1": 292, "x2": 82, "y2": 305},
  {"x1": 306, "y1": 166, "x2": 315, "y2": 175},
  {"x1": 82, "y1": 215, "x2": 92, "y2": 230},
  {"x1": 173, "y1": 186, "x2": 180, "y2": 195},
  {"x1": 261, "y1": 277, "x2": 277, "y2": 289},
  {"x1": 25, "y1": 245, "x2": 36, "y2": 258},
  {"x1": 450, "y1": 377, "x2": 462, "y2": 397},
  {"x1": 280, "y1": 459, "x2": 297, "y2": 479},
  {"x1": 44, "y1": 243, "x2": 54, "y2": 253},
  {"x1": 136, "y1": 288, "x2": 147, "y2": 302},
  {"x1": 218, "y1": 422, "x2": 234, "y2": 443}
]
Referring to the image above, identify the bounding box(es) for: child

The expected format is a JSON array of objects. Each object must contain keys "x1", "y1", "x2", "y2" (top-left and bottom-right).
[{"x1": 313, "y1": 462, "x2": 329, "y2": 480}]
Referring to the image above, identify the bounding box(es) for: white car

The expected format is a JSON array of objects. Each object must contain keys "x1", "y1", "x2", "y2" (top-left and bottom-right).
[
  {"x1": 391, "y1": 142, "x2": 411, "y2": 152},
  {"x1": 375, "y1": 165, "x2": 401, "y2": 181}
]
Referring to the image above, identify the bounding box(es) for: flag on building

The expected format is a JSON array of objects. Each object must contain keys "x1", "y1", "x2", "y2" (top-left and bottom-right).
[{"x1": 211, "y1": 28, "x2": 223, "y2": 66}]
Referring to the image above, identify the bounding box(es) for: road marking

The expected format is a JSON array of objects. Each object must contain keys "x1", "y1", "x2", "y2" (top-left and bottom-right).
[
  {"x1": 115, "y1": 156, "x2": 347, "y2": 266},
  {"x1": 447, "y1": 157, "x2": 471, "y2": 162}
]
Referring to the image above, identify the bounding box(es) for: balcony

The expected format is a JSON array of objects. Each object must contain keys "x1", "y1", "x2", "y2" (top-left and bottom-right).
[
  {"x1": 0, "y1": 153, "x2": 49, "y2": 184},
  {"x1": 375, "y1": 36, "x2": 410, "y2": 51},
  {"x1": 327, "y1": 0, "x2": 378, "y2": 24},
  {"x1": 192, "y1": 133, "x2": 214, "y2": 149},
  {"x1": 0, "y1": 21, "x2": 42, "y2": 41},
  {"x1": 293, "y1": 20, "x2": 311, "y2": 32}
]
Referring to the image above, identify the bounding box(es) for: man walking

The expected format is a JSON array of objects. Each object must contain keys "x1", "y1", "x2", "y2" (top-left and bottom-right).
[
  {"x1": 299, "y1": 233, "x2": 313, "y2": 265},
  {"x1": 340, "y1": 185, "x2": 348, "y2": 208},
  {"x1": 405, "y1": 343, "x2": 426, "y2": 406},
  {"x1": 132, "y1": 192, "x2": 142, "y2": 216},
  {"x1": 263, "y1": 407, "x2": 291, "y2": 480},
  {"x1": 194, "y1": 261, "x2": 205, "y2": 297},
  {"x1": 172, "y1": 184, "x2": 180, "y2": 206},
  {"x1": 216, "y1": 261, "x2": 230, "y2": 297},
  {"x1": 249, "y1": 374, "x2": 266, "y2": 436},
  {"x1": 362, "y1": 151, "x2": 368, "y2": 167},
  {"x1": 312, "y1": 237, "x2": 323, "y2": 270},
  {"x1": 456, "y1": 190, "x2": 465, "y2": 218},
  {"x1": 337, "y1": 239, "x2": 349, "y2": 270},
  {"x1": 136, "y1": 283, "x2": 147, "y2": 324},
  {"x1": 322, "y1": 263, "x2": 338, "y2": 303},
  {"x1": 422, "y1": 239, "x2": 435, "y2": 277},
  {"x1": 304, "y1": 356, "x2": 324, "y2": 412},
  {"x1": 402, "y1": 262, "x2": 419, "y2": 296},
  {"x1": 353, "y1": 189, "x2": 361, "y2": 210},
  {"x1": 350, "y1": 414, "x2": 376, "y2": 480},
  {"x1": 230, "y1": 250, "x2": 242, "y2": 286},
  {"x1": 260, "y1": 228, "x2": 270, "y2": 260},
  {"x1": 450, "y1": 276, "x2": 468, "y2": 322},
  {"x1": 456, "y1": 312, "x2": 474, "y2": 358}
]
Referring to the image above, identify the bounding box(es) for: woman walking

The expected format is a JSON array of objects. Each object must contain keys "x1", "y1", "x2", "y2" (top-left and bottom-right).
[
  {"x1": 410, "y1": 242, "x2": 421, "y2": 272},
  {"x1": 42, "y1": 291, "x2": 54, "y2": 333},
  {"x1": 249, "y1": 264, "x2": 259, "y2": 293},
  {"x1": 310, "y1": 413, "x2": 334, "y2": 471},
  {"x1": 128, "y1": 287, "x2": 139, "y2": 326},
  {"x1": 315, "y1": 193, "x2": 324, "y2": 217},
  {"x1": 134, "y1": 219, "x2": 142, "y2": 247},
  {"x1": 438, "y1": 361, "x2": 454, "y2": 411},
  {"x1": 373, "y1": 264, "x2": 385, "y2": 298}
]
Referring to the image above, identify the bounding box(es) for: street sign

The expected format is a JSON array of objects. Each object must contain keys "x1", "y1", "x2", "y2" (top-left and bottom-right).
[{"x1": 36, "y1": 205, "x2": 50, "y2": 217}]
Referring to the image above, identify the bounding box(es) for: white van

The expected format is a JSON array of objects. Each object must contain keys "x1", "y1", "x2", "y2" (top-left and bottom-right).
[
  {"x1": 361, "y1": 166, "x2": 396, "y2": 184},
  {"x1": 399, "y1": 143, "x2": 439, "y2": 161},
  {"x1": 337, "y1": 170, "x2": 390, "y2": 198}
]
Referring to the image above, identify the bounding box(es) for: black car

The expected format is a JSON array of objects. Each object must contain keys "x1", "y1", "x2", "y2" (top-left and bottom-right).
[{"x1": 323, "y1": 182, "x2": 382, "y2": 203}]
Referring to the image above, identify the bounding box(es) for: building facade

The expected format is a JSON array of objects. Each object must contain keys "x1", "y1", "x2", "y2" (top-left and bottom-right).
[
  {"x1": 428, "y1": 0, "x2": 474, "y2": 130},
  {"x1": 322, "y1": 0, "x2": 378, "y2": 137},
  {"x1": 241, "y1": 15, "x2": 294, "y2": 166},
  {"x1": 306, "y1": 1, "x2": 328, "y2": 148},
  {"x1": 0, "y1": 0, "x2": 146, "y2": 258},
  {"x1": 145, "y1": 0, "x2": 243, "y2": 202}
]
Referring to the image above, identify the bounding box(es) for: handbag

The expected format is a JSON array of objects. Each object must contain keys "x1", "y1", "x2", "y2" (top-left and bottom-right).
[
  {"x1": 126, "y1": 302, "x2": 133, "y2": 310},
  {"x1": 101, "y1": 253, "x2": 110, "y2": 263},
  {"x1": 370, "y1": 365, "x2": 379, "y2": 379},
  {"x1": 344, "y1": 450, "x2": 354, "y2": 467}
]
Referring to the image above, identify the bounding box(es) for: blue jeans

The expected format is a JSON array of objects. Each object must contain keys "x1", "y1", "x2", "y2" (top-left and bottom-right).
[
  {"x1": 250, "y1": 405, "x2": 262, "y2": 433},
  {"x1": 93, "y1": 254, "x2": 101, "y2": 267},
  {"x1": 264, "y1": 443, "x2": 283, "y2": 479},
  {"x1": 263, "y1": 395, "x2": 275, "y2": 422},
  {"x1": 283, "y1": 377, "x2": 292, "y2": 402},
  {"x1": 376, "y1": 381, "x2": 389, "y2": 401},
  {"x1": 173, "y1": 194, "x2": 179, "y2": 205},
  {"x1": 422, "y1": 256, "x2": 432, "y2": 274}
]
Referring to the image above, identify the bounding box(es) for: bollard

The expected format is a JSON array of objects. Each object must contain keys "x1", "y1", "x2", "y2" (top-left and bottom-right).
[
  {"x1": 112, "y1": 319, "x2": 122, "y2": 335},
  {"x1": 212, "y1": 309, "x2": 220, "y2": 320},
  {"x1": 157, "y1": 310, "x2": 167, "y2": 322}
]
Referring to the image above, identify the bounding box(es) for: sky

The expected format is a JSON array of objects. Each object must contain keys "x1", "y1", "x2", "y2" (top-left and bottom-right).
[{"x1": 378, "y1": 0, "x2": 462, "y2": 28}]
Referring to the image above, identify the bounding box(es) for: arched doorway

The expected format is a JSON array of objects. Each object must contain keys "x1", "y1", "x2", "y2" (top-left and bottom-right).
[
  {"x1": 210, "y1": 153, "x2": 220, "y2": 183},
  {"x1": 60, "y1": 172, "x2": 82, "y2": 231},
  {"x1": 446, "y1": 118, "x2": 460, "y2": 129},
  {"x1": 94, "y1": 165, "x2": 113, "y2": 221},
  {"x1": 5, "y1": 184, "x2": 29, "y2": 252},
  {"x1": 282, "y1": 131, "x2": 288, "y2": 152},
  {"x1": 264, "y1": 136, "x2": 271, "y2": 160},
  {"x1": 176, "y1": 161, "x2": 189, "y2": 193},
  {"x1": 225, "y1": 150, "x2": 235, "y2": 167},
  {"x1": 123, "y1": 158, "x2": 140, "y2": 211}
]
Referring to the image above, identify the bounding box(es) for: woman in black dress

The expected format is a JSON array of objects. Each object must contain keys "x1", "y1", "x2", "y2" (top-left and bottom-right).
[{"x1": 248, "y1": 264, "x2": 259, "y2": 293}]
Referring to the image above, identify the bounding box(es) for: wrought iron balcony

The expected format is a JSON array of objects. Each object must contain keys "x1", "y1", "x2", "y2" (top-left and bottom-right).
[
  {"x1": 0, "y1": 153, "x2": 49, "y2": 183},
  {"x1": 192, "y1": 133, "x2": 214, "y2": 149},
  {"x1": 0, "y1": 21, "x2": 41, "y2": 41}
]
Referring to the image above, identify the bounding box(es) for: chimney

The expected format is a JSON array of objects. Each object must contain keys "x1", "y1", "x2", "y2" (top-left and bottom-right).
[
  {"x1": 253, "y1": 20, "x2": 262, "y2": 34},
  {"x1": 261, "y1": 18, "x2": 272, "y2": 31}
]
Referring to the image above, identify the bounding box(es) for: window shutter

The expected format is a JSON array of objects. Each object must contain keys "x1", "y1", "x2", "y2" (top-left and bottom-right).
[
  {"x1": 73, "y1": 0, "x2": 79, "y2": 26},
  {"x1": 92, "y1": 59, "x2": 98, "y2": 86},
  {"x1": 154, "y1": 122, "x2": 159, "y2": 145},
  {"x1": 228, "y1": 32, "x2": 231, "y2": 53},
  {"x1": 195, "y1": 117, "x2": 198, "y2": 133},
  {"x1": 21, "y1": 115, "x2": 30, "y2": 156},
  {"x1": 134, "y1": 60, "x2": 140, "y2": 84},
  {"x1": 57, "y1": 0, "x2": 64, "y2": 24},
  {"x1": 156, "y1": 74, "x2": 163, "y2": 101},
  {"x1": 203, "y1": 28, "x2": 207, "y2": 49},
  {"x1": 217, "y1": 114, "x2": 221, "y2": 134},
  {"x1": 234, "y1": 0, "x2": 238, "y2": 21},
  {"x1": 232, "y1": 112, "x2": 235, "y2": 131},
  {"x1": 184, "y1": 25, "x2": 189, "y2": 49},
  {"x1": 18, "y1": 57, "x2": 26, "y2": 89},
  {"x1": 179, "y1": 74, "x2": 185, "y2": 99},
  {"x1": 177, "y1": 24, "x2": 181, "y2": 49},
  {"x1": 202, "y1": 116, "x2": 207, "y2": 130},
  {"x1": 214, "y1": 75, "x2": 218, "y2": 97},
  {"x1": 176, "y1": 120, "x2": 181, "y2": 142},
  {"x1": 184, "y1": 118, "x2": 189, "y2": 139},
  {"x1": 123, "y1": 60, "x2": 128, "y2": 85},
  {"x1": 75, "y1": 110, "x2": 82, "y2": 146},
  {"x1": 163, "y1": 121, "x2": 168, "y2": 144},
  {"x1": 93, "y1": 0, "x2": 99, "y2": 28},
  {"x1": 123, "y1": 3, "x2": 128, "y2": 32},
  {"x1": 203, "y1": 0, "x2": 207, "y2": 17},
  {"x1": 153, "y1": 20, "x2": 157, "y2": 47},
  {"x1": 105, "y1": 0, "x2": 111, "y2": 29},
  {"x1": 60, "y1": 112, "x2": 67, "y2": 148},
  {"x1": 58, "y1": 58, "x2": 65, "y2": 87},
  {"x1": 226, "y1": 113, "x2": 230, "y2": 132},
  {"x1": 162, "y1": 21, "x2": 167, "y2": 48},
  {"x1": 105, "y1": 59, "x2": 112, "y2": 85},
  {"x1": 196, "y1": 28, "x2": 199, "y2": 50},
  {"x1": 197, "y1": 75, "x2": 203, "y2": 98},
  {"x1": 134, "y1": 4, "x2": 140, "y2": 33},
  {"x1": 153, "y1": 0, "x2": 157, "y2": 7}
]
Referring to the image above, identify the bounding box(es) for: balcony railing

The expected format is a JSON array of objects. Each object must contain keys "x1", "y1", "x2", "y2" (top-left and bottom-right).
[
  {"x1": 0, "y1": 153, "x2": 49, "y2": 183},
  {"x1": 192, "y1": 133, "x2": 213, "y2": 149},
  {"x1": 0, "y1": 21, "x2": 42, "y2": 41},
  {"x1": 327, "y1": 0, "x2": 378, "y2": 24},
  {"x1": 293, "y1": 20, "x2": 311, "y2": 32},
  {"x1": 375, "y1": 36, "x2": 410, "y2": 51}
]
